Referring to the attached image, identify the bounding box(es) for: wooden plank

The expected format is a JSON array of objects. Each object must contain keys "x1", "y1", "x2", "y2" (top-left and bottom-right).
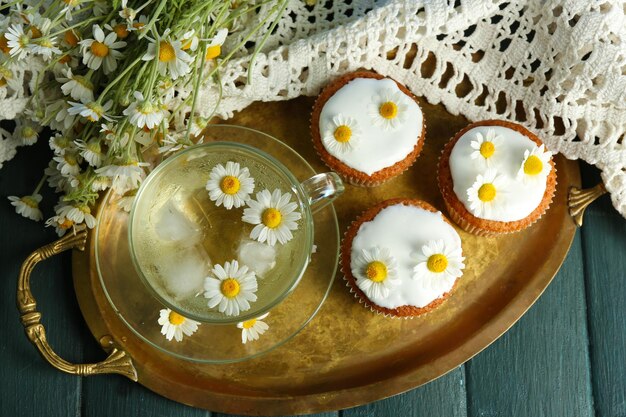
[
  {"x1": 341, "y1": 367, "x2": 467, "y2": 417},
  {"x1": 0, "y1": 138, "x2": 83, "y2": 416},
  {"x1": 464, "y1": 232, "x2": 594, "y2": 417},
  {"x1": 579, "y1": 164, "x2": 626, "y2": 417}
]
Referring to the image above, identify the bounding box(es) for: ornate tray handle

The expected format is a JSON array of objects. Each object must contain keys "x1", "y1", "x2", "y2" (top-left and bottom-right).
[
  {"x1": 17, "y1": 230, "x2": 138, "y2": 381},
  {"x1": 568, "y1": 182, "x2": 607, "y2": 227}
]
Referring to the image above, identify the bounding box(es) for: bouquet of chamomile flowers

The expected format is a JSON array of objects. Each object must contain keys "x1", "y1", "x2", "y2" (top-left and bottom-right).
[{"x1": 1, "y1": 0, "x2": 287, "y2": 235}]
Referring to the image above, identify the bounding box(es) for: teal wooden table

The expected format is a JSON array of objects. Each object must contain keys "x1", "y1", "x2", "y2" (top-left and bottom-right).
[{"x1": 1, "y1": 138, "x2": 625, "y2": 417}]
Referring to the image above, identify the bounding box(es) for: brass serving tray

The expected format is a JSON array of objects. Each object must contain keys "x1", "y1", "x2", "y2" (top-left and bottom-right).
[{"x1": 64, "y1": 97, "x2": 580, "y2": 415}]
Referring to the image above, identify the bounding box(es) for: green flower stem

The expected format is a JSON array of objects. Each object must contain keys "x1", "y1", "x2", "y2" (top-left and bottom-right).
[
  {"x1": 47, "y1": 15, "x2": 102, "y2": 38},
  {"x1": 98, "y1": 54, "x2": 144, "y2": 101},
  {"x1": 33, "y1": 174, "x2": 47, "y2": 195},
  {"x1": 137, "y1": 0, "x2": 168, "y2": 40}
]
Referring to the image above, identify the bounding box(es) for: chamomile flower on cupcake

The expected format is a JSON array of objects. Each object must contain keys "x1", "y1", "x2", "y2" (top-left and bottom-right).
[
  {"x1": 322, "y1": 114, "x2": 360, "y2": 154},
  {"x1": 342, "y1": 199, "x2": 465, "y2": 318},
  {"x1": 311, "y1": 72, "x2": 425, "y2": 186},
  {"x1": 438, "y1": 120, "x2": 557, "y2": 236},
  {"x1": 469, "y1": 128, "x2": 502, "y2": 167},
  {"x1": 204, "y1": 260, "x2": 258, "y2": 316},
  {"x1": 242, "y1": 189, "x2": 301, "y2": 246},
  {"x1": 518, "y1": 144, "x2": 553, "y2": 184},
  {"x1": 351, "y1": 247, "x2": 399, "y2": 300},
  {"x1": 158, "y1": 308, "x2": 200, "y2": 342},
  {"x1": 206, "y1": 161, "x2": 255, "y2": 209},
  {"x1": 368, "y1": 90, "x2": 409, "y2": 131},
  {"x1": 412, "y1": 240, "x2": 465, "y2": 290},
  {"x1": 237, "y1": 312, "x2": 269, "y2": 344},
  {"x1": 466, "y1": 169, "x2": 508, "y2": 219}
]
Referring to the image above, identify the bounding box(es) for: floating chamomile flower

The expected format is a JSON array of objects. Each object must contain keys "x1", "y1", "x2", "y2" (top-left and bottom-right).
[
  {"x1": 204, "y1": 260, "x2": 258, "y2": 316},
  {"x1": 142, "y1": 31, "x2": 192, "y2": 80},
  {"x1": 322, "y1": 114, "x2": 361, "y2": 154},
  {"x1": 242, "y1": 189, "x2": 302, "y2": 246},
  {"x1": 412, "y1": 240, "x2": 465, "y2": 288},
  {"x1": 351, "y1": 247, "x2": 399, "y2": 300},
  {"x1": 470, "y1": 128, "x2": 502, "y2": 167},
  {"x1": 8, "y1": 194, "x2": 43, "y2": 221},
  {"x1": 368, "y1": 90, "x2": 408, "y2": 130},
  {"x1": 123, "y1": 92, "x2": 164, "y2": 130},
  {"x1": 158, "y1": 308, "x2": 200, "y2": 342},
  {"x1": 517, "y1": 144, "x2": 552, "y2": 184},
  {"x1": 237, "y1": 312, "x2": 269, "y2": 344},
  {"x1": 206, "y1": 161, "x2": 255, "y2": 210},
  {"x1": 466, "y1": 169, "x2": 508, "y2": 218},
  {"x1": 79, "y1": 24, "x2": 126, "y2": 74}
]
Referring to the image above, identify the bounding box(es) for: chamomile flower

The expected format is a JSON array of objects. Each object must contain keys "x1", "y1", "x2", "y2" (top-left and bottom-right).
[
  {"x1": 237, "y1": 312, "x2": 269, "y2": 344},
  {"x1": 95, "y1": 160, "x2": 149, "y2": 193},
  {"x1": 75, "y1": 138, "x2": 104, "y2": 167},
  {"x1": 351, "y1": 247, "x2": 399, "y2": 301},
  {"x1": 158, "y1": 308, "x2": 200, "y2": 342},
  {"x1": 517, "y1": 144, "x2": 553, "y2": 184},
  {"x1": 205, "y1": 28, "x2": 228, "y2": 60},
  {"x1": 242, "y1": 189, "x2": 302, "y2": 246},
  {"x1": 116, "y1": 189, "x2": 136, "y2": 212},
  {"x1": 123, "y1": 91, "x2": 164, "y2": 129},
  {"x1": 30, "y1": 36, "x2": 61, "y2": 60},
  {"x1": 60, "y1": 0, "x2": 83, "y2": 21},
  {"x1": 49, "y1": 133, "x2": 72, "y2": 155},
  {"x1": 142, "y1": 32, "x2": 192, "y2": 80},
  {"x1": 206, "y1": 162, "x2": 255, "y2": 210},
  {"x1": 119, "y1": 0, "x2": 137, "y2": 23},
  {"x1": 68, "y1": 99, "x2": 113, "y2": 122},
  {"x1": 322, "y1": 114, "x2": 361, "y2": 154},
  {"x1": 13, "y1": 119, "x2": 39, "y2": 146},
  {"x1": 105, "y1": 19, "x2": 130, "y2": 40},
  {"x1": 45, "y1": 215, "x2": 78, "y2": 237},
  {"x1": 55, "y1": 202, "x2": 97, "y2": 228},
  {"x1": 368, "y1": 90, "x2": 409, "y2": 130},
  {"x1": 0, "y1": 130, "x2": 17, "y2": 169},
  {"x1": 58, "y1": 68, "x2": 94, "y2": 101},
  {"x1": 91, "y1": 175, "x2": 111, "y2": 192},
  {"x1": 180, "y1": 29, "x2": 199, "y2": 51},
  {"x1": 412, "y1": 240, "x2": 465, "y2": 289},
  {"x1": 79, "y1": 24, "x2": 126, "y2": 74},
  {"x1": 8, "y1": 194, "x2": 43, "y2": 221},
  {"x1": 5, "y1": 24, "x2": 31, "y2": 59},
  {"x1": 466, "y1": 169, "x2": 508, "y2": 218},
  {"x1": 204, "y1": 260, "x2": 258, "y2": 316},
  {"x1": 470, "y1": 128, "x2": 502, "y2": 167},
  {"x1": 48, "y1": 99, "x2": 78, "y2": 131},
  {"x1": 53, "y1": 151, "x2": 82, "y2": 176}
]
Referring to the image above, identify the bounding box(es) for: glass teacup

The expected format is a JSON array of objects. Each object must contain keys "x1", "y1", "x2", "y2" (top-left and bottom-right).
[{"x1": 129, "y1": 134, "x2": 343, "y2": 324}]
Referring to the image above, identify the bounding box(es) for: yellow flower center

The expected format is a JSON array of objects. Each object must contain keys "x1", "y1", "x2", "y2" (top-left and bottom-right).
[
  {"x1": 64, "y1": 29, "x2": 79, "y2": 46},
  {"x1": 479, "y1": 141, "x2": 495, "y2": 158},
  {"x1": 59, "y1": 218, "x2": 74, "y2": 229},
  {"x1": 158, "y1": 41, "x2": 176, "y2": 62},
  {"x1": 58, "y1": 54, "x2": 71, "y2": 64},
  {"x1": 181, "y1": 38, "x2": 193, "y2": 50},
  {"x1": 113, "y1": 24, "x2": 129, "y2": 39},
  {"x1": 220, "y1": 278, "x2": 240, "y2": 298},
  {"x1": 379, "y1": 101, "x2": 398, "y2": 119},
  {"x1": 79, "y1": 205, "x2": 91, "y2": 214},
  {"x1": 365, "y1": 261, "x2": 387, "y2": 283},
  {"x1": 427, "y1": 254, "x2": 448, "y2": 273},
  {"x1": 29, "y1": 26, "x2": 43, "y2": 39},
  {"x1": 21, "y1": 196, "x2": 39, "y2": 208},
  {"x1": 523, "y1": 155, "x2": 543, "y2": 176},
  {"x1": 262, "y1": 208, "x2": 282, "y2": 229},
  {"x1": 333, "y1": 125, "x2": 352, "y2": 143},
  {"x1": 242, "y1": 319, "x2": 257, "y2": 329},
  {"x1": 168, "y1": 311, "x2": 185, "y2": 325},
  {"x1": 0, "y1": 34, "x2": 11, "y2": 54},
  {"x1": 132, "y1": 22, "x2": 145, "y2": 30},
  {"x1": 478, "y1": 183, "x2": 496, "y2": 202},
  {"x1": 220, "y1": 175, "x2": 240, "y2": 195},
  {"x1": 205, "y1": 45, "x2": 221, "y2": 60},
  {"x1": 90, "y1": 41, "x2": 109, "y2": 57},
  {"x1": 64, "y1": 153, "x2": 78, "y2": 166},
  {"x1": 86, "y1": 102, "x2": 104, "y2": 121},
  {"x1": 0, "y1": 78, "x2": 6, "y2": 87}
]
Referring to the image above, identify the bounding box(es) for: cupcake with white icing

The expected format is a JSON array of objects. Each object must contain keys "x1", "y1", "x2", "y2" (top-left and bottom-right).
[
  {"x1": 311, "y1": 72, "x2": 426, "y2": 186},
  {"x1": 438, "y1": 120, "x2": 557, "y2": 236},
  {"x1": 341, "y1": 199, "x2": 465, "y2": 318}
]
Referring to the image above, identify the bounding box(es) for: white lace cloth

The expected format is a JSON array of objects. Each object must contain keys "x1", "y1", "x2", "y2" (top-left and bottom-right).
[{"x1": 3, "y1": 0, "x2": 626, "y2": 217}]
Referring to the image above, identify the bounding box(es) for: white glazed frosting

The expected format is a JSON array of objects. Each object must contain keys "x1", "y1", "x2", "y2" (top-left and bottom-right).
[
  {"x1": 319, "y1": 78, "x2": 423, "y2": 175},
  {"x1": 449, "y1": 125, "x2": 549, "y2": 222},
  {"x1": 350, "y1": 204, "x2": 463, "y2": 309}
]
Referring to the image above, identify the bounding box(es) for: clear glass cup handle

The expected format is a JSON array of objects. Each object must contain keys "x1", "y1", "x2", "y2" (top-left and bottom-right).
[{"x1": 300, "y1": 172, "x2": 345, "y2": 214}]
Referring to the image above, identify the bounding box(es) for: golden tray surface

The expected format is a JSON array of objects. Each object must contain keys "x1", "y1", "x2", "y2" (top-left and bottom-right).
[{"x1": 71, "y1": 97, "x2": 580, "y2": 415}]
